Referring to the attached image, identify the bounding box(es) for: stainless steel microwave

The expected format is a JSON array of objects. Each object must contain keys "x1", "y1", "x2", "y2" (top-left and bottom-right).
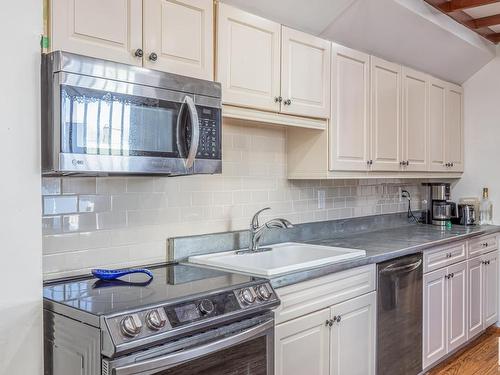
[{"x1": 41, "y1": 51, "x2": 222, "y2": 176}]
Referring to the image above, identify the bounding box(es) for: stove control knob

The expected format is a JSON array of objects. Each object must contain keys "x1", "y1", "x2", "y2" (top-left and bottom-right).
[
  {"x1": 255, "y1": 284, "x2": 272, "y2": 301},
  {"x1": 240, "y1": 288, "x2": 256, "y2": 305},
  {"x1": 145, "y1": 309, "x2": 167, "y2": 331},
  {"x1": 120, "y1": 314, "x2": 142, "y2": 337},
  {"x1": 198, "y1": 299, "x2": 215, "y2": 315}
]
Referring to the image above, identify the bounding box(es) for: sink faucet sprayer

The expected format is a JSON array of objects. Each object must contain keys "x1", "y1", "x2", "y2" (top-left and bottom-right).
[{"x1": 239, "y1": 207, "x2": 293, "y2": 254}]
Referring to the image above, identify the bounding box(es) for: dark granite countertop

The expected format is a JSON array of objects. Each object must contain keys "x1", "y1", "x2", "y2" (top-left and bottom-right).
[{"x1": 270, "y1": 224, "x2": 500, "y2": 289}]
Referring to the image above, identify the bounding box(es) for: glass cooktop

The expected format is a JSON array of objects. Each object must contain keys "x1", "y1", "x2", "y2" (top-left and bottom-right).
[{"x1": 43, "y1": 263, "x2": 258, "y2": 316}]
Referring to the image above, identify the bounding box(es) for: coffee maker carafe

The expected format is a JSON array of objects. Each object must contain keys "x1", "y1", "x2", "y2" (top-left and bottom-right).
[{"x1": 422, "y1": 183, "x2": 456, "y2": 226}]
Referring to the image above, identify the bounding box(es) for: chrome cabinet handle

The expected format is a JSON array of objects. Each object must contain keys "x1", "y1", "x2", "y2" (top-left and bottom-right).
[
  {"x1": 149, "y1": 52, "x2": 158, "y2": 61},
  {"x1": 274, "y1": 96, "x2": 283, "y2": 103},
  {"x1": 283, "y1": 99, "x2": 292, "y2": 105}
]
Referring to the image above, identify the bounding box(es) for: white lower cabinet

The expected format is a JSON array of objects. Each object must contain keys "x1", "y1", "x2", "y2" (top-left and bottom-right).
[
  {"x1": 423, "y1": 267, "x2": 448, "y2": 369},
  {"x1": 482, "y1": 251, "x2": 498, "y2": 328},
  {"x1": 275, "y1": 308, "x2": 330, "y2": 375},
  {"x1": 423, "y1": 237, "x2": 499, "y2": 371},
  {"x1": 330, "y1": 292, "x2": 376, "y2": 375},
  {"x1": 275, "y1": 292, "x2": 376, "y2": 375},
  {"x1": 467, "y1": 250, "x2": 499, "y2": 338},
  {"x1": 423, "y1": 261, "x2": 467, "y2": 369}
]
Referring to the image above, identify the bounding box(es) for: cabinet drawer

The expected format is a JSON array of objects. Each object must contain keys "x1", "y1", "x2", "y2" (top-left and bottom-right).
[
  {"x1": 468, "y1": 235, "x2": 498, "y2": 258},
  {"x1": 274, "y1": 264, "x2": 376, "y2": 324},
  {"x1": 424, "y1": 241, "x2": 466, "y2": 273}
]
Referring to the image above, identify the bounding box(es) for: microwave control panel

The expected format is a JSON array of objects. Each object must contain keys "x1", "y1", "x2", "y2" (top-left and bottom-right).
[{"x1": 197, "y1": 107, "x2": 221, "y2": 160}]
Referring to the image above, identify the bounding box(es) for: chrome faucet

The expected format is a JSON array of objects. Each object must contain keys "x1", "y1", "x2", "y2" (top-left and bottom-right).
[{"x1": 243, "y1": 207, "x2": 293, "y2": 253}]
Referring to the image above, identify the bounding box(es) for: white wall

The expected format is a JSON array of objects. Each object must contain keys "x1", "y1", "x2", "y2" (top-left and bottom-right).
[
  {"x1": 452, "y1": 57, "x2": 500, "y2": 224},
  {"x1": 0, "y1": 2, "x2": 43, "y2": 375}
]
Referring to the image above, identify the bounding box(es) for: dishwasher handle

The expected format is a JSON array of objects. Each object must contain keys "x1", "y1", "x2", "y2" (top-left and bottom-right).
[{"x1": 379, "y1": 259, "x2": 422, "y2": 275}]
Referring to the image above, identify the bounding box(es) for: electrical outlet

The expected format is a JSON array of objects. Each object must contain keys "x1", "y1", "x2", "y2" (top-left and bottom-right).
[{"x1": 318, "y1": 190, "x2": 326, "y2": 209}]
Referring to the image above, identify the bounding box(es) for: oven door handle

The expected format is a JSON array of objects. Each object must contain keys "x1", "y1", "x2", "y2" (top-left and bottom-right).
[
  {"x1": 183, "y1": 96, "x2": 199, "y2": 170},
  {"x1": 112, "y1": 319, "x2": 273, "y2": 375}
]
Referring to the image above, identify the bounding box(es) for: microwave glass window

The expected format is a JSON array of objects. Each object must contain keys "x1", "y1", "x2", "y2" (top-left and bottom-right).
[{"x1": 61, "y1": 86, "x2": 180, "y2": 157}]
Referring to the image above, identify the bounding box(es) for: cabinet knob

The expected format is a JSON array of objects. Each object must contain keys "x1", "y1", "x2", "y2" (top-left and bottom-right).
[
  {"x1": 274, "y1": 96, "x2": 282, "y2": 103},
  {"x1": 149, "y1": 52, "x2": 158, "y2": 61},
  {"x1": 134, "y1": 48, "x2": 143, "y2": 58},
  {"x1": 284, "y1": 99, "x2": 292, "y2": 105}
]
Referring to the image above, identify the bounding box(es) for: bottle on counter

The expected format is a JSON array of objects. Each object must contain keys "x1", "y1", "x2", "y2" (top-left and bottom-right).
[{"x1": 480, "y1": 187, "x2": 493, "y2": 225}]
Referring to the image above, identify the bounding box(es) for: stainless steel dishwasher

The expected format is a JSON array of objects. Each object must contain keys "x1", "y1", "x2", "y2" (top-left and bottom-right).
[{"x1": 377, "y1": 253, "x2": 422, "y2": 375}]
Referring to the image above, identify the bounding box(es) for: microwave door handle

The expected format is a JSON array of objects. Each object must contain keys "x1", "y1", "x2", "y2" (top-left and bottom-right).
[
  {"x1": 184, "y1": 96, "x2": 200, "y2": 169},
  {"x1": 111, "y1": 319, "x2": 273, "y2": 375}
]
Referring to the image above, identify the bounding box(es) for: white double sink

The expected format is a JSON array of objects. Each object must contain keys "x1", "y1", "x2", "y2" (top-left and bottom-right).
[{"x1": 189, "y1": 242, "x2": 366, "y2": 276}]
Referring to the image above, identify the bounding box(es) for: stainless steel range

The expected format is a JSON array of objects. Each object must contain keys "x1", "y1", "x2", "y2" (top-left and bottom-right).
[{"x1": 43, "y1": 263, "x2": 279, "y2": 375}]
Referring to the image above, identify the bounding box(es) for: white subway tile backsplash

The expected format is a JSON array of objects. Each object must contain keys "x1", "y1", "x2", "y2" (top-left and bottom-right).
[
  {"x1": 42, "y1": 121, "x2": 424, "y2": 279},
  {"x1": 79, "y1": 195, "x2": 111, "y2": 213},
  {"x1": 43, "y1": 195, "x2": 78, "y2": 215},
  {"x1": 42, "y1": 178, "x2": 61, "y2": 195},
  {"x1": 62, "y1": 178, "x2": 96, "y2": 195}
]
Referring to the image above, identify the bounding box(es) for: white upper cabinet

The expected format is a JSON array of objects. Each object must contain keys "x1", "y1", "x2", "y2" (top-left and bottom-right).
[
  {"x1": 329, "y1": 44, "x2": 370, "y2": 171},
  {"x1": 216, "y1": 3, "x2": 281, "y2": 112},
  {"x1": 143, "y1": 0, "x2": 214, "y2": 80},
  {"x1": 429, "y1": 78, "x2": 447, "y2": 172},
  {"x1": 50, "y1": 0, "x2": 143, "y2": 66},
  {"x1": 281, "y1": 27, "x2": 331, "y2": 118},
  {"x1": 445, "y1": 84, "x2": 464, "y2": 172},
  {"x1": 402, "y1": 67, "x2": 429, "y2": 172},
  {"x1": 370, "y1": 57, "x2": 402, "y2": 171}
]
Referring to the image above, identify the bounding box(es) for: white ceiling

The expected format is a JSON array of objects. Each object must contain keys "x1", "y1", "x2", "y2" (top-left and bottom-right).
[{"x1": 222, "y1": 0, "x2": 497, "y2": 84}]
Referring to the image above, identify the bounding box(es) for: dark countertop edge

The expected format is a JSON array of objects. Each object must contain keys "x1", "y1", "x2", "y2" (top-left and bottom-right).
[{"x1": 269, "y1": 226, "x2": 500, "y2": 289}]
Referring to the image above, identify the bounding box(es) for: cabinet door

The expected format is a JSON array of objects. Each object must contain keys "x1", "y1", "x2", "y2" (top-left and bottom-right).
[
  {"x1": 447, "y1": 261, "x2": 468, "y2": 352},
  {"x1": 143, "y1": 0, "x2": 213, "y2": 80},
  {"x1": 275, "y1": 308, "x2": 330, "y2": 375},
  {"x1": 370, "y1": 57, "x2": 402, "y2": 171},
  {"x1": 329, "y1": 44, "x2": 370, "y2": 171},
  {"x1": 402, "y1": 67, "x2": 428, "y2": 171},
  {"x1": 423, "y1": 268, "x2": 448, "y2": 369},
  {"x1": 280, "y1": 27, "x2": 331, "y2": 118},
  {"x1": 216, "y1": 4, "x2": 281, "y2": 112},
  {"x1": 467, "y1": 257, "x2": 483, "y2": 339},
  {"x1": 330, "y1": 292, "x2": 376, "y2": 375},
  {"x1": 428, "y1": 78, "x2": 447, "y2": 171},
  {"x1": 483, "y1": 251, "x2": 499, "y2": 328},
  {"x1": 445, "y1": 84, "x2": 464, "y2": 172},
  {"x1": 50, "y1": 0, "x2": 142, "y2": 66}
]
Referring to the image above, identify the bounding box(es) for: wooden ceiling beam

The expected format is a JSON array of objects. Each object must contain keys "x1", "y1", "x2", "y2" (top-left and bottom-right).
[
  {"x1": 486, "y1": 32, "x2": 500, "y2": 42},
  {"x1": 470, "y1": 13, "x2": 500, "y2": 28},
  {"x1": 439, "y1": 0, "x2": 500, "y2": 12}
]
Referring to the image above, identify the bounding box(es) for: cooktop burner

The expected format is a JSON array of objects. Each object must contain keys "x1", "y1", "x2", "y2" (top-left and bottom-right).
[{"x1": 43, "y1": 263, "x2": 256, "y2": 316}]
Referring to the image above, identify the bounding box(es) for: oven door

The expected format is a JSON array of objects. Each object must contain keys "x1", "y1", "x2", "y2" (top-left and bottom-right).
[
  {"x1": 52, "y1": 72, "x2": 213, "y2": 175},
  {"x1": 104, "y1": 317, "x2": 274, "y2": 375}
]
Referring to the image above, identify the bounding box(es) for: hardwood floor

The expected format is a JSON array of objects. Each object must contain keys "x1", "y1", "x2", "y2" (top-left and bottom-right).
[{"x1": 426, "y1": 328, "x2": 500, "y2": 375}]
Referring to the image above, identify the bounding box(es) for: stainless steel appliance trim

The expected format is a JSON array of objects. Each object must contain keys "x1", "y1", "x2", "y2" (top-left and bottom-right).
[
  {"x1": 103, "y1": 294, "x2": 279, "y2": 357},
  {"x1": 58, "y1": 153, "x2": 189, "y2": 175},
  {"x1": 379, "y1": 259, "x2": 422, "y2": 274},
  {"x1": 184, "y1": 96, "x2": 200, "y2": 169},
  {"x1": 109, "y1": 319, "x2": 274, "y2": 375},
  {"x1": 47, "y1": 51, "x2": 221, "y2": 98},
  {"x1": 43, "y1": 299, "x2": 101, "y2": 328},
  {"x1": 431, "y1": 184, "x2": 450, "y2": 201}
]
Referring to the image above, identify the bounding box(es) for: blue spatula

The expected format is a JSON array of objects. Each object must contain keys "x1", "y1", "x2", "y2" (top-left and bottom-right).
[{"x1": 91, "y1": 268, "x2": 153, "y2": 281}]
